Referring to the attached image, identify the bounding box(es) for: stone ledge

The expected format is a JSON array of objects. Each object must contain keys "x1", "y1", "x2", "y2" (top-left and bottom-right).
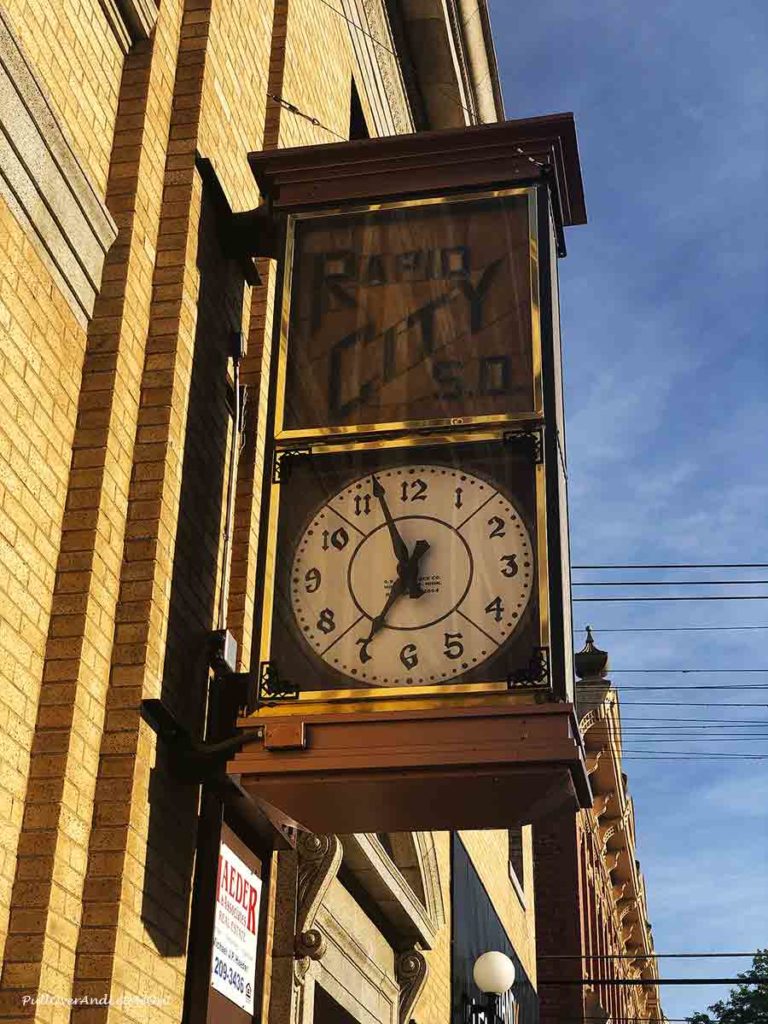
[{"x1": 0, "y1": 8, "x2": 118, "y2": 325}]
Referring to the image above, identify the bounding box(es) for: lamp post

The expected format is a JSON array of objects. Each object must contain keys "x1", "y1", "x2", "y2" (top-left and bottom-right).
[{"x1": 465, "y1": 951, "x2": 517, "y2": 1023}]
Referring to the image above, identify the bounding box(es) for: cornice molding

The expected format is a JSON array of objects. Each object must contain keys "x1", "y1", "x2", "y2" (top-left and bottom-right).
[{"x1": 0, "y1": 9, "x2": 117, "y2": 324}]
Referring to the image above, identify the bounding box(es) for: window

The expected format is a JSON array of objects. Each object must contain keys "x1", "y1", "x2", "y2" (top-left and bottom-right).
[{"x1": 508, "y1": 826, "x2": 526, "y2": 903}]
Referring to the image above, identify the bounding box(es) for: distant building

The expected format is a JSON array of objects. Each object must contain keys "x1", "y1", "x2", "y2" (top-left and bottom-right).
[{"x1": 535, "y1": 629, "x2": 664, "y2": 1024}]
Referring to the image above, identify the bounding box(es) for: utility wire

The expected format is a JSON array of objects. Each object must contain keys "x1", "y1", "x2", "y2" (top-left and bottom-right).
[
  {"x1": 573, "y1": 580, "x2": 768, "y2": 586},
  {"x1": 572, "y1": 563, "x2": 768, "y2": 570},
  {"x1": 540, "y1": 977, "x2": 768, "y2": 985},
  {"x1": 539, "y1": 952, "x2": 761, "y2": 959},
  {"x1": 576, "y1": 625, "x2": 768, "y2": 633},
  {"x1": 609, "y1": 685, "x2": 768, "y2": 690},
  {"x1": 574, "y1": 596, "x2": 768, "y2": 602},
  {"x1": 619, "y1": 716, "x2": 768, "y2": 722},
  {"x1": 266, "y1": 93, "x2": 347, "y2": 141},
  {"x1": 618, "y1": 701, "x2": 768, "y2": 707},
  {"x1": 609, "y1": 669, "x2": 768, "y2": 673}
]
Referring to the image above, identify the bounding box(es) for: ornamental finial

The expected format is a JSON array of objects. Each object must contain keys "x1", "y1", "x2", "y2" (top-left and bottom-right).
[{"x1": 575, "y1": 626, "x2": 609, "y2": 681}]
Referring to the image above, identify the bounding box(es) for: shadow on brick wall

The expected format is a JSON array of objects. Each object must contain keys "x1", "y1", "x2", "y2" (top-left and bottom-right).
[{"x1": 141, "y1": 181, "x2": 248, "y2": 955}]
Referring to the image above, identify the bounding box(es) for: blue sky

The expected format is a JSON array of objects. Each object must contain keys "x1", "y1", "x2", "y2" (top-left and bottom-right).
[{"x1": 491, "y1": 0, "x2": 768, "y2": 1018}]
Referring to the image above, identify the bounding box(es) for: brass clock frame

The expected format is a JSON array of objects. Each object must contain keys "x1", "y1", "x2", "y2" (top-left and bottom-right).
[
  {"x1": 272, "y1": 186, "x2": 542, "y2": 443},
  {"x1": 254, "y1": 429, "x2": 551, "y2": 712}
]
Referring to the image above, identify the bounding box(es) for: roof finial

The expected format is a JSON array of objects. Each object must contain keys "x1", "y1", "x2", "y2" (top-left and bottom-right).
[{"x1": 575, "y1": 626, "x2": 609, "y2": 681}]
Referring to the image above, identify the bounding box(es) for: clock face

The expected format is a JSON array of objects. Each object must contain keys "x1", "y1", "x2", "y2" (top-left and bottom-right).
[{"x1": 289, "y1": 465, "x2": 535, "y2": 686}]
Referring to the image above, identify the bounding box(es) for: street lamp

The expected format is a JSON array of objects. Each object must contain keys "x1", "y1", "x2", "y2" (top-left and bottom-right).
[{"x1": 465, "y1": 951, "x2": 516, "y2": 1023}]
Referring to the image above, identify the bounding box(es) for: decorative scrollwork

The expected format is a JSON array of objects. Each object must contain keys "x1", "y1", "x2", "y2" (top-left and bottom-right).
[
  {"x1": 507, "y1": 646, "x2": 550, "y2": 688},
  {"x1": 502, "y1": 427, "x2": 544, "y2": 464},
  {"x1": 293, "y1": 833, "x2": 342, "y2": 965},
  {"x1": 396, "y1": 948, "x2": 428, "y2": 1024},
  {"x1": 294, "y1": 927, "x2": 326, "y2": 961},
  {"x1": 273, "y1": 446, "x2": 312, "y2": 483},
  {"x1": 258, "y1": 661, "x2": 299, "y2": 702}
]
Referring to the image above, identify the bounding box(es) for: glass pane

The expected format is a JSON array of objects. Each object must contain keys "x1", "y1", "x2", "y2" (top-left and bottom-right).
[
  {"x1": 268, "y1": 438, "x2": 542, "y2": 694},
  {"x1": 281, "y1": 192, "x2": 537, "y2": 432}
]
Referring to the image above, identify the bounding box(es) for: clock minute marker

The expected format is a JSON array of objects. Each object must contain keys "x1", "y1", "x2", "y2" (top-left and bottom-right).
[
  {"x1": 320, "y1": 613, "x2": 366, "y2": 656},
  {"x1": 325, "y1": 503, "x2": 366, "y2": 537},
  {"x1": 456, "y1": 489, "x2": 499, "y2": 531},
  {"x1": 457, "y1": 608, "x2": 501, "y2": 647}
]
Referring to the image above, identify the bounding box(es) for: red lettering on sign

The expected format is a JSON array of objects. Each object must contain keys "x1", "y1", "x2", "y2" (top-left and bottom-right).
[{"x1": 247, "y1": 882, "x2": 259, "y2": 934}]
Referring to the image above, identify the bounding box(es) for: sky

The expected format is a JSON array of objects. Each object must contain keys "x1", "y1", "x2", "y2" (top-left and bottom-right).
[{"x1": 491, "y1": 0, "x2": 768, "y2": 1019}]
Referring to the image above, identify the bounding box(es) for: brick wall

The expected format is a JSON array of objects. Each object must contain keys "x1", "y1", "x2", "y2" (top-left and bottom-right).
[
  {"x1": 533, "y1": 811, "x2": 584, "y2": 1024},
  {"x1": 1, "y1": 0, "x2": 125, "y2": 199},
  {"x1": 0, "y1": 197, "x2": 88, "y2": 984}
]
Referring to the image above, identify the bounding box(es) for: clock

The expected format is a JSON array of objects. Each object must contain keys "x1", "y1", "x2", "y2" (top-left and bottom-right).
[{"x1": 288, "y1": 464, "x2": 535, "y2": 686}]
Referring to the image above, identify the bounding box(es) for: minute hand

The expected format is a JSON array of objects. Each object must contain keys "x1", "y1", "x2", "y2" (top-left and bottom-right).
[
  {"x1": 371, "y1": 476, "x2": 426, "y2": 599},
  {"x1": 371, "y1": 475, "x2": 408, "y2": 564}
]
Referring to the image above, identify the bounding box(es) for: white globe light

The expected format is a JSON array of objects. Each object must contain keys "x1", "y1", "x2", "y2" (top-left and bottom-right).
[{"x1": 472, "y1": 951, "x2": 516, "y2": 995}]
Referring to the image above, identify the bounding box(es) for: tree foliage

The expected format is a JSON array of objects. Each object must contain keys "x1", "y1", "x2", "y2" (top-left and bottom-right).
[{"x1": 687, "y1": 950, "x2": 768, "y2": 1024}]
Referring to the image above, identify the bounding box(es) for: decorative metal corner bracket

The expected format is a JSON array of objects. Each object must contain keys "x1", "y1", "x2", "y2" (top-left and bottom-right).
[
  {"x1": 507, "y1": 645, "x2": 550, "y2": 688},
  {"x1": 502, "y1": 427, "x2": 544, "y2": 464},
  {"x1": 272, "y1": 445, "x2": 313, "y2": 483},
  {"x1": 258, "y1": 661, "x2": 299, "y2": 702}
]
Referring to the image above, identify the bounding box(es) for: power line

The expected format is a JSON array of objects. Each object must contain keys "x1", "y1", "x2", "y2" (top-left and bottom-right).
[
  {"x1": 266, "y1": 93, "x2": 347, "y2": 141},
  {"x1": 603, "y1": 749, "x2": 768, "y2": 756},
  {"x1": 611, "y1": 685, "x2": 768, "y2": 690},
  {"x1": 574, "y1": 580, "x2": 768, "y2": 586},
  {"x1": 606, "y1": 667, "x2": 768, "y2": 675},
  {"x1": 576, "y1": 625, "x2": 768, "y2": 633},
  {"x1": 574, "y1": 596, "x2": 768, "y2": 602},
  {"x1": 619, "y1": 716, "x2": 768, "y2": 722},
  {"x1": 619, "y1": 701, "x2": 768, "y2": 707},
  {"x1": 539, "y1": 952, "x2": 761, "y2": 959},
  {"x1": 540, "y1": 977, "x2": 768, "y2": 986},
  {"x1": 572, "y1": 563, "x2": 768, "y2": 570}
]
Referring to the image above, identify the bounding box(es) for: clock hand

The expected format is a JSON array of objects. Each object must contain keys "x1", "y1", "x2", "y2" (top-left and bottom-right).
[
  {"x1": 371, "y1": 475, "x2": 425, "y2": 598},
  {"x1": 356, "y1": 540, "x2": 430, "y2": 662}
]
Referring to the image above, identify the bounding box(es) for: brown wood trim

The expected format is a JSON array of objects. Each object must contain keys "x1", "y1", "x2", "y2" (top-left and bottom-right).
[{"x1": 248, "y1": 114, "x2": 586, "y2": 225}]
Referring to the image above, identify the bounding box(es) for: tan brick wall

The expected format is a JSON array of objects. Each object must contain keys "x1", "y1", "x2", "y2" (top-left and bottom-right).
[
  {"x1": 460, "y1": 828, "x2": 538, "y2": 985},
  {"x1": 1, "y1": 0, "x2": 125, "y2": 199},
  {"x1": 0, "y1": 196, "x2": 87, "y2": 973},
  {"x1": 280, "y1": 0, "x2": 354, "y2": 147},
  {"x1": 414, "y1": 832, "x2": 451, "y2": 1024},
  {"x1": 0, "y1": 4, "x2": 185, "y2": 1021}
]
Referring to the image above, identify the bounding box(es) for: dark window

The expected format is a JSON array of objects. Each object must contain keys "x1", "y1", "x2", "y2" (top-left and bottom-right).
[
  {"x1": 349, "y1": 78, "x2": 369, "y2": 140},
  {"x1": 509, "y1": 826, "x2": 525, "y2": 893}
]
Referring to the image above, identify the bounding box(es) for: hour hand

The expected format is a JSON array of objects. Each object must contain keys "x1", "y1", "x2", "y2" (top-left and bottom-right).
[{"x1": 355, "y1": 540, "x2": 431, "y2": 662}]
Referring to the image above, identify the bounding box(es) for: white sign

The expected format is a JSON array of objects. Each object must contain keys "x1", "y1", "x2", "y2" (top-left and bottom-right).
[{"x1": 210, "y1": 842, "x2": 262, "y2": 1014}]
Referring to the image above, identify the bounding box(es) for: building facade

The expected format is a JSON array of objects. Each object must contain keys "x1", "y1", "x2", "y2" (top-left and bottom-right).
[
  {"x1": 0, "y1": 3, "x2": 662, "y2": 1024},
  {"x1": 535, "y1": 631, "x2": 663, "y2": 1024}
]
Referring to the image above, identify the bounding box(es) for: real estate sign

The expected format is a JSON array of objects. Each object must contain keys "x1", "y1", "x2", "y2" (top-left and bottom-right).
[{"x1": 210, "y1": 841, "x2": 262, "y2": 1015}]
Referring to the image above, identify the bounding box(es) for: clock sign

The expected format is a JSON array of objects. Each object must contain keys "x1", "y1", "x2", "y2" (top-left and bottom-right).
[
  {"x1": 278, "y1": 190, "x2": 539, "y2": 436},
  {"x1": 289, "y1": 465, "x2": 534, "y2": 686}
]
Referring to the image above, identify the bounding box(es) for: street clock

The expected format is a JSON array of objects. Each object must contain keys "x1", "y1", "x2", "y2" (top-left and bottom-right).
[
  {"x1": 232, "y1": 116, "x2": 589, "y2": 834},
  {"x1": 256, "y1": 186, "x2": 554, "y2": 703}
]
